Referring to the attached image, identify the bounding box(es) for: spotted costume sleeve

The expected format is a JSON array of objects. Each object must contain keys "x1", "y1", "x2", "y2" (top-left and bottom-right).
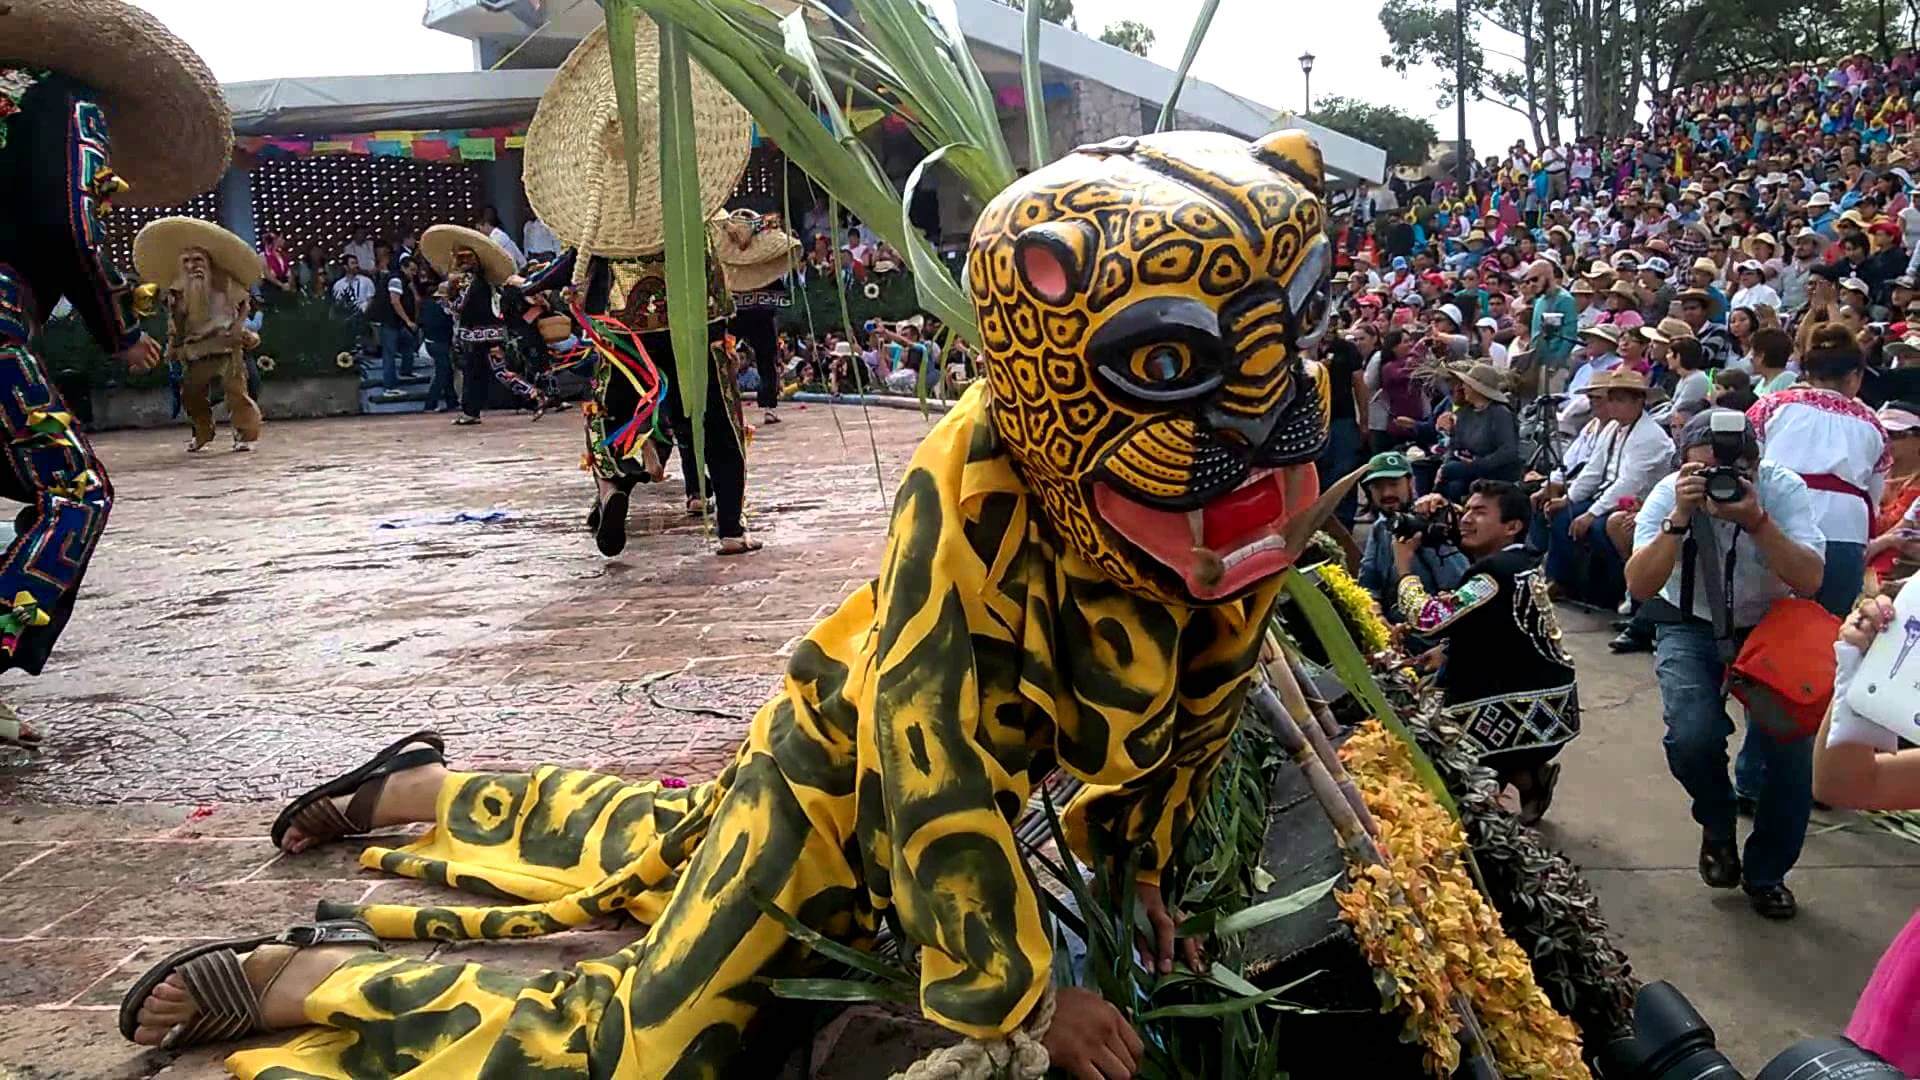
[
  {"x1": 1397, "y1": 572, "x2": 1500, "y2": 634},
  {"x1": 860, "y1": 408, "x2": 1055, "y2": 1041}
]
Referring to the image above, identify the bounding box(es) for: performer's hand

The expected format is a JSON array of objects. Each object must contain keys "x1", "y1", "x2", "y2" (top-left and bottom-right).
[
  {"x1": 1134, "y1": 880, "x2": 1203, "y2": 975},
  {"x1": 115, "y1": 334, "x2": 161, "y2": 374},
  {"x1": 1043, "y1": 987, "x2": 1143, "y2": 1080}
]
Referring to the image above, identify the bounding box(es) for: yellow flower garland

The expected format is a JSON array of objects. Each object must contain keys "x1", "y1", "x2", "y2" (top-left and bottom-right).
[
  {"x1": 1336, "y1": 722, "x2": 1591, "y2": 1079},
  {"x1": 1316, "y1": 562, "x2": 1393, "y2": 656}
]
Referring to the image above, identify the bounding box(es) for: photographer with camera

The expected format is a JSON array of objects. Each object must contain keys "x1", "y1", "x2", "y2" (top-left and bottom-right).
[
  {"x1": 1395, "y1": 480, "x2": 1579, "y2": 824},
  {"x1": 1626, "y1": 409, "x2": 1826, "y2": 919},
  {"x1": 1356, "y1": 451, "x2": 1469, "y2": 624}
]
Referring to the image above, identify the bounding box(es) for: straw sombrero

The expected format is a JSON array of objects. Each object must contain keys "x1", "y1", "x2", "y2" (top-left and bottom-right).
[
  {"x1": 0, "y1": 0, "x2": 230, "y2": 207},
  {"x1": 420, "y1": 224, "x2": 517, "y2": 285},
  {"x1": 709, "y1": 210, "x2": 800, "y2": 292},
  {"x1": 132, "y1": 217, "x2": 261, "y2": 287},
  {"x1": 522, "y1": 20, "x2": 751, "y2": 261}
]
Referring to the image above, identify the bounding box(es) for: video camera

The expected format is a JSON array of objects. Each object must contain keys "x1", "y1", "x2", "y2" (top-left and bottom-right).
[
  {"x1": 1599, "y1": 981, "x2": 1899, "y2": 1079},
  {"x1": 1700, "y1": 410, "x2": 1752, "y2": 504},
  {"x1": 1387, "y1": 503, "x2": 1461, "y2": 550}
]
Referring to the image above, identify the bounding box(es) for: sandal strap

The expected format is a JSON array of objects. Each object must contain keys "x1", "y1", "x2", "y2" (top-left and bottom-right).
[
  {"x1": 279, "y1": 743, "x2": 443, "y2": 847},
  {"x1": 173, "y1": 949, "x2": 264, "y2": 1046}
]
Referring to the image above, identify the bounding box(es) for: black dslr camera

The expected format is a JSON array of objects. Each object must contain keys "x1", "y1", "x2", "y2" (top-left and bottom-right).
[
  {"x1": 1388, "y1": 503, "x2": 1460, "y2": 549},
  {"x1": 1599, "y1": 981, "x2": 1899, "y2": 1079},
  {"x1": 1699, "y1": 410, "x2": 1751, "y2": 504}
]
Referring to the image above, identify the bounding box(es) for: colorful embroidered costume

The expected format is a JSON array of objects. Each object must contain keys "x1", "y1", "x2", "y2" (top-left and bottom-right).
[
  {"x1": 0, "y1": 68, "x2": 137, "y2": 674},
  {"x1": 1397, "y1": 544, "x2": 1581, "y2": 771},
  {"x1": 220, "y1": 129, "x2": 1338, "y2": 1079}
]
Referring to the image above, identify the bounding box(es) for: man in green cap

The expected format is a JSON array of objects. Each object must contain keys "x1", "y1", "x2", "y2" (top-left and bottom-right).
[{"x1": 1355, "y1": 451, "x2": 1469, "y2": 623}]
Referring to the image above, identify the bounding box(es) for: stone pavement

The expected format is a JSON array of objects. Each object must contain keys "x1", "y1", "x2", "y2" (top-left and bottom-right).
[{"x1": 0, "y1": 403, "x2": 1915, "y2": 1077}]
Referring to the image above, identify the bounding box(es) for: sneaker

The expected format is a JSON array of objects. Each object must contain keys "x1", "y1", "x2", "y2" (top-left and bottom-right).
[
  {"x1": 452, "y1": 415, "x2": 481, "y2": 426},
  {"x1": 1608, "y1": 629, "x2": 1654, "y2": 654},
  {"x1": 1743, "y1": 881, "x2": 1797, "y2": 920},
  {"x1": 1617, "y1": 598, "x2": 1634, "y2": 616},
  {"x1": 1699, "y1": 829, "x2": 1741, "y2": 889},
  {"x1": 378, "y1": 388, "x2": 408, "y2": 400},
  {"x1": 231, "y1": 440, "x2": 253, "y2": 453}
]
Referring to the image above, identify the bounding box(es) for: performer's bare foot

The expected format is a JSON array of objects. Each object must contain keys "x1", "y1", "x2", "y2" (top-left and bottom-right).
[
  {"x1": 278, "y1": 760, "x2": 447, "y2": 854},
  {"x1": 128, "y1": 941, "x2": 364, "y2": 1048},
  {"x1": 0, "y1": 701, "x2": 40, "y2": 750}
]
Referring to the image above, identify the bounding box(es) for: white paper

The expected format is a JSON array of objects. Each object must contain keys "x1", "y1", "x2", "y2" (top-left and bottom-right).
[{"x1": 1843, "y1": 574, "x2": 1920, "y2": 740}]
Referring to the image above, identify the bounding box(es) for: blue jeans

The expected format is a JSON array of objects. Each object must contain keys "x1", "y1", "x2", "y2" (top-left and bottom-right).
[
  {"x1": 1654, "y1": 620, "x2": 1812, "y2": 888},
  {"x1": 1316, "y1": 418, "x2": 1365, "y2": 528},
  {"x1": 423, "y1": 341, "x2": 458, "y2": 411},
  {"x1": 379, "y1": 325, "x2": 416, "y2": 389}
]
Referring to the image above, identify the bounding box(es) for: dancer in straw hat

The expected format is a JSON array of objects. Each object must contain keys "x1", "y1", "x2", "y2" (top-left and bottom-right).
[
  {"x1": 420, "y1": 223, "x2": 556, "y2": 426},
  {"x1": 520, "y1": 19, "x2": 762, "y2": 556},
  {"x1": 0, "y1": 0, "x2": 231, "y2": 748},
  {"x1": 712, "y1": 208, "x2": 801, "y2": 427},
  {"x1": 135, "y1": 217, "x2": 266, "y2": 452}
]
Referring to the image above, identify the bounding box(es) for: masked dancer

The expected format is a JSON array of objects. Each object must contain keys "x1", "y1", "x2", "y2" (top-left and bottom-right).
[
  {"x1": 0, "y1": 0, "x2": 230, "y2": 747},
  {"x1": 119, "y1": 122, "x2": 1342, "y2": 1080},
  {"x1": 135, "y1": 217, "x2": 264, "y2": 452},
  {"x1": 420, "y1": 224, "x2": 552, "y2": 427}
]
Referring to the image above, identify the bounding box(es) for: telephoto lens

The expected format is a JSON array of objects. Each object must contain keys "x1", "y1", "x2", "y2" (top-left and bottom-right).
[{"x1": 1753, "y1": 1037, "x2": 1904, "y2": 1080}]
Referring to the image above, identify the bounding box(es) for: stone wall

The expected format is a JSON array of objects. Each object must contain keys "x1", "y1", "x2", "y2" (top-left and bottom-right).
[{"x1": 91, "y1": 376, "x2": 363, "y2": 432}]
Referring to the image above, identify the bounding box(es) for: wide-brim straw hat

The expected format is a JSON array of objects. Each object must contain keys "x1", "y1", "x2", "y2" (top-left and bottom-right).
[
  {"x1": 132, "y1": 217, "x2": 261, "y2": 287},
  {"x1": 709, "y1": 210, "x2": 800, "y2": 292},
  {"x1": 421, "y1": 224, "x2": 517, "y2": 285},
  {"x1": 1453, "y1": 361, "x2": 1511, "y2": 404},
  {"x1": 523, "y1": 20, "x2": 752, "y2": 261},
  {"x1": 1584, "y1": 368, "x2": 1651, "y2": 396},
  {"x1": 0, "y1": 0, "x2": 231, "y2": 207}
]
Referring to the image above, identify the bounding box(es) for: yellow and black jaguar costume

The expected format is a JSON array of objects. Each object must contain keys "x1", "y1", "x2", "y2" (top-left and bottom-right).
[{"x1": 223, "y1": 129, "x2": 1338, "y2": 1079}]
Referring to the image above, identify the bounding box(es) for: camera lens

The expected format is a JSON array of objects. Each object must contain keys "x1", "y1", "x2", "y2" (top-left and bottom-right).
[
  {"x1": 1754, "y1": 1037, "x2": 1904, "y2": 1080},
  {"x1": 1705, "y1": 470, "x2": 1745, "y2": 503}
]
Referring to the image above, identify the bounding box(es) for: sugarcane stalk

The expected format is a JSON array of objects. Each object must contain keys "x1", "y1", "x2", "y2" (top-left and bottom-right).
[
  {"x1": 1284, "y1": 653, "x2": 1344, "y2": 740},
  {"x1": 1261, "y1": 636, "x2": 1378, "y2": 839},
  {"x1": 1249, "y1": 681, "x2": 1498, "y2": 1073}
]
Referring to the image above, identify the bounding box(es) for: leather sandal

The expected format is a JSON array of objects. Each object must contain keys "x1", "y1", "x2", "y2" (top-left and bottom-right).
[
  {"x1": 269, "y1": 731, "x2": 444, "y2": 852},
  {"x1": 118, "y1": 919, "x2": 383, "y2": 1050}
]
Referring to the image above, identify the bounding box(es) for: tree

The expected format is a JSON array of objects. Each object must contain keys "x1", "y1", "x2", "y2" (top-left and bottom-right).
[
  {"x1": 1004, "y1": 0, "x2": 1076, "y2": 29},
  {"x1": 1304, "y1": 97, "x2": 1440, "y2": 170},
  {"x1": 1379, "y1": 0, "x2": 1905, "y2": 147},
  {"x1": 1098, "y1": 19, "x2": 1156, "y2": 55}
]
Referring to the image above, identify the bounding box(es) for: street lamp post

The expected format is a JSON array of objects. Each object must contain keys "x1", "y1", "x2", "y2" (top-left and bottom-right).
[{"x1": 1298, "y1": 51, "x2": 1315, "y2": 115}]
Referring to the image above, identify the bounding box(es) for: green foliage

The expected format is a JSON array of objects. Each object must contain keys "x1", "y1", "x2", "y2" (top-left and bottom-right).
[
  {"x1": 1004, "y1": 0, "x2": 1076, "y2": 29},
  {"x1": 1098, "y1": 18, "x2": 1156, "y2": 55},
  {"x1": 32, "y1": 293, "x2": 362, "y2": 391},
  {"x1": 1306, "y1": 96, "x2": 1439, "y2": 169}
]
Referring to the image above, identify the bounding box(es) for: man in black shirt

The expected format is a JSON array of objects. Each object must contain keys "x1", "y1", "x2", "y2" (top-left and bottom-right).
[
  {"x1": 368, "y1": 246, "x2": 421, "y2": 400},
  {"x1": 1313, "y1": 334, "x2": 1368, "y2": 527}
]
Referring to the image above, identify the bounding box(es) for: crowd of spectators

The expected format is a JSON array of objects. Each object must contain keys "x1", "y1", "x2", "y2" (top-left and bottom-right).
[{"x1": 1325, "y1": 49, "x2": 1920, "y2": 927}]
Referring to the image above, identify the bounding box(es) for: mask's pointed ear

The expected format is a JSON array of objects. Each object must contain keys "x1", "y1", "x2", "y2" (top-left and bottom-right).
[
  {"x1": 1014, "y1": 220, "x2": 1098, "y2": 304},
  {"x1": 1251, "y1": 129, "x2": 1327, "y2": 198}
]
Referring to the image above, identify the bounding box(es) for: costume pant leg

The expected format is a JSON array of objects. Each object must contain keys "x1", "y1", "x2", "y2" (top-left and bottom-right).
[
  {"x1": 234, "y1": 757, "x2": 866, "y2": 1079},
  {"x1": 459, "y1": 344, "x2": 490, "y2": 419},
  {"x1": 221, "y1": 355, "x2": 263, "y2": 443},
  {"x1": 733, "y1": 306, "x2": 780, "y2": 411},
  {"x1": 181, "y1": 358, "x2": 219, "y2": 447},
  {"x1": 654, "y1": 326, "x2": 748, "y2": 536},
  {"x1": 0, "y1": 333, "x2": 112, "y2": 676}
]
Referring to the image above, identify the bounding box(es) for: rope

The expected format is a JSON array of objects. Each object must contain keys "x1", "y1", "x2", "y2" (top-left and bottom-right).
[{"x1": 887, "y1": 985, "x2": 1055, "y2": 1080}]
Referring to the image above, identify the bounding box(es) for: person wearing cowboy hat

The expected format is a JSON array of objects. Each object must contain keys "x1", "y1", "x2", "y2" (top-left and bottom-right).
[
  {"x1": 1561, "y1": 323, "x2": 1626, "y2": 435},
  {"x1": 1675, "y1": 286, "x2": 1738, "y2": 367},
  {"x1": 1780, "y1": 227, "x2": 1824, "y2": 314},
  {"x1": 1546, "y1": 368, "x2": 1672, "y2": 615},
  {"x1": 134, "y1": 217, "x2": 266, "y2": 453},
  {"x1": 421, "y1": 223, "x2": 554, "y2": 428},
  {"x1": 1434, "y1": 362, "x2": 1522, "y2": 500},
  {"x1": 1730, "y1": 259, "x2": 1782, "y2": 311},
  {"x1": 0, "y1": 0, "x2": 229, "y2": 749}
]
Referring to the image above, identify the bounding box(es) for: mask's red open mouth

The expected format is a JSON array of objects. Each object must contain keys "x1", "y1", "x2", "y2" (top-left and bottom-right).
[{"x1": 1092, "y1": 463, "x2": 1321, "y2": 601}]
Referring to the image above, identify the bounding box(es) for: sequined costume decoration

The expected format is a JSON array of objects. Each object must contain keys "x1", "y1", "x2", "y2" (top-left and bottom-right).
[
  {"x1": 0, "y1": 69, "x2": 140, "y2": 674},
  {"x1": 228, "y1": 130, "x2": 1334, "y2": 1079},
  {"x1": 1396, "y1": 547, "x2": 1580, "y2": 765}
]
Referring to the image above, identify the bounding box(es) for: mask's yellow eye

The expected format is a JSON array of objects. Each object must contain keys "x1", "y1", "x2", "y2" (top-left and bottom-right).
[{"x1": 1130, "y1": 343, "x2": 1193, "y2": 384}]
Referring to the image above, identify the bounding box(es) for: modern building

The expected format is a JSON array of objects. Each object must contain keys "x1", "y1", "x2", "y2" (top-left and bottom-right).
[{"x1": 109, "y1": 0, "x2": 1384, "y2": 265}]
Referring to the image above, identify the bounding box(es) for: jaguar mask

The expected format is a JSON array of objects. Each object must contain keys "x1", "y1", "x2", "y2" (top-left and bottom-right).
[{"x1": 969, "y1": 129, "x2": 1335, "y2": 606}]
